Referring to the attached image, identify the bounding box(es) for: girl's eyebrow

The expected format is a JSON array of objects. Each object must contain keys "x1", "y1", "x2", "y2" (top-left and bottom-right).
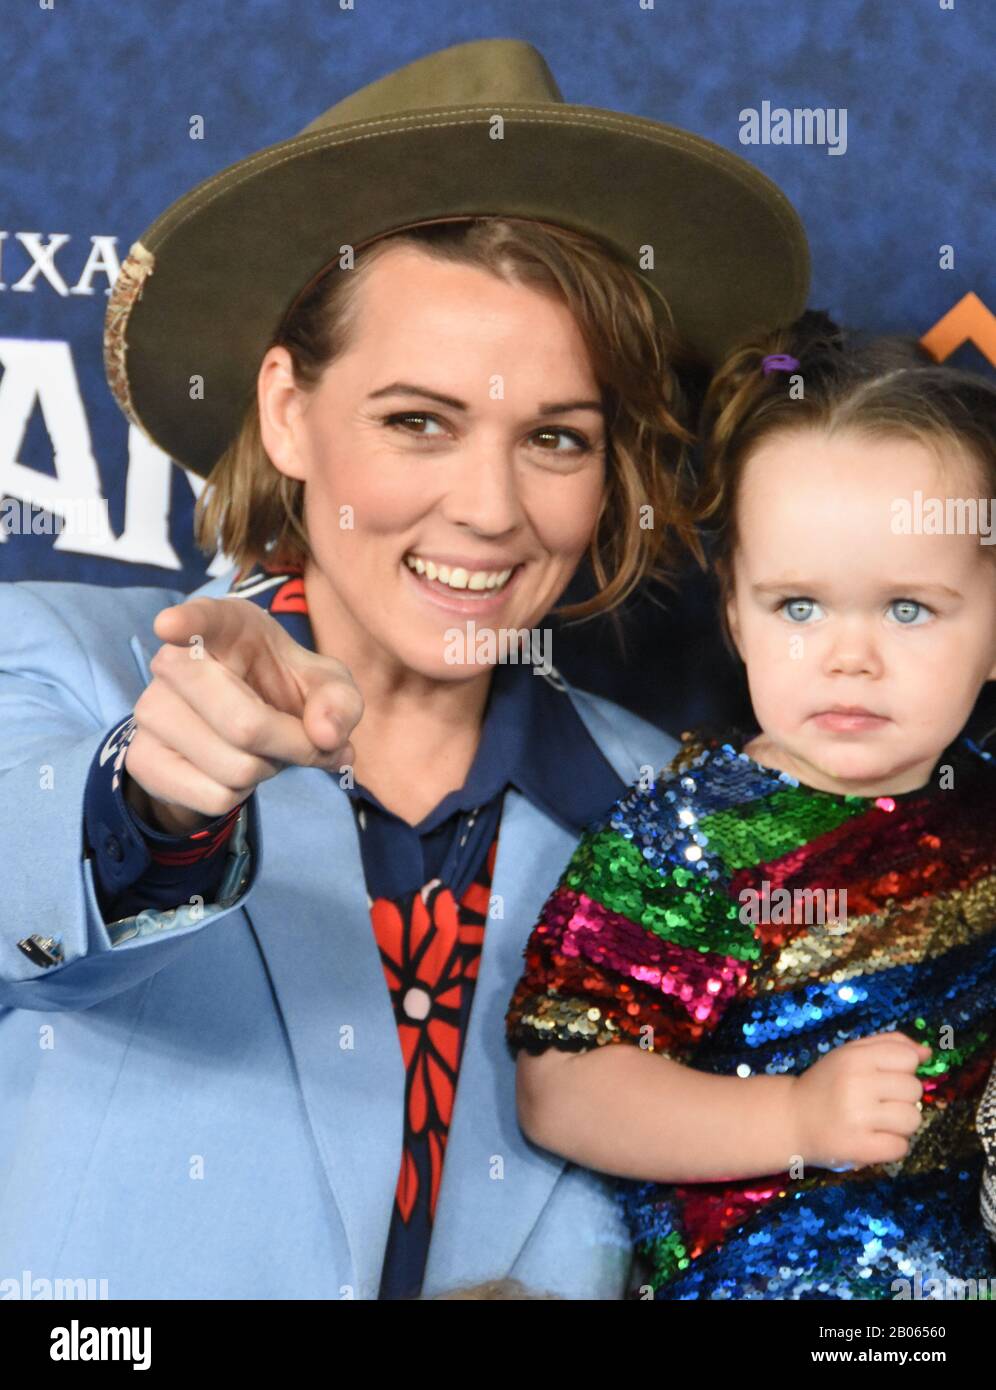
[
  {"x1": 367, "y1": 381, "x2": 605, "y2": 416},
  {"x1": 751, "y1": 578, "x2": 964, "y2": 600}
]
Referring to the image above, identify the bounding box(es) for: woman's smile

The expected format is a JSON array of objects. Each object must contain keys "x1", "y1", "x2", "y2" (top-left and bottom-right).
[{"x1": 401, "y1": 550, "x2": 526, "y2": 614}]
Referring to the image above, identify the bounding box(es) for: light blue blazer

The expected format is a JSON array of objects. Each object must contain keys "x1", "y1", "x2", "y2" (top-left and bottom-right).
[{"x1": 0, "y1": 568, "x2": 678, "y2": 1300}]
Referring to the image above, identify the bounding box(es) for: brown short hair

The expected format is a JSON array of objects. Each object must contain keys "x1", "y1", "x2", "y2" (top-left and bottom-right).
[
  {"x1": 696, "y1": 309, "x2": 996, "y2": 651},
  {"x1": 194, "y1": 216, "x2": 703, "y2": 620}
]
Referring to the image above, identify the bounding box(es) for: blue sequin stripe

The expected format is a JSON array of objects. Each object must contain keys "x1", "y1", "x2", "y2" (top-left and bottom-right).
[
  {"x1": 698, "y1": 931, "x2": 996, "y2": 1076},
  {"x1": 603, "y1": 741, "x2": 798, "y2": 843},
  {"x1": 629, "y1": 1163, "x2": 996, "y2": 1301}
]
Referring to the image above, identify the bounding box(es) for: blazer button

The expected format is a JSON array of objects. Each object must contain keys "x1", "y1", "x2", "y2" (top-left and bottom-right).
[
  {"x1": 16, "y1": 935, "x2": 64, "y2": 968},
  {"x1": 104, "y1": 835, "x2": 124, "y2": 862}
]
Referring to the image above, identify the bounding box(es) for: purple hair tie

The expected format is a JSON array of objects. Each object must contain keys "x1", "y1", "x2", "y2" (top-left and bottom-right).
[{"x1": 761, "y1": 353, "x2": 800, "y2": 376}]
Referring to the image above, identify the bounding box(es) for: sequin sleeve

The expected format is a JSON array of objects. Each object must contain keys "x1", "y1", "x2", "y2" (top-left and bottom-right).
[{"x1": 506, "y1": 751, "x2": 759, "y2": 1060}]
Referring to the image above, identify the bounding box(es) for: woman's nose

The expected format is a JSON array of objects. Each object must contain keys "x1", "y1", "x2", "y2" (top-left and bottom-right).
[{"x1": 439, "y1": 447, "x2": 524, "y2": 538}]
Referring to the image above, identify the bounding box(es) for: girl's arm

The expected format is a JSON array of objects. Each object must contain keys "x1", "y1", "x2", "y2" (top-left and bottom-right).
[
  {"x1": 517, "y1": 1045, "x2": 798, "y2": 1183},
  {"x1": 517, "y1": 1031, "x2": 928, "y2": 1184}
]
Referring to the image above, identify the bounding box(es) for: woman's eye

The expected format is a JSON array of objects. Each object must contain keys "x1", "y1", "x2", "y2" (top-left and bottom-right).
[
  {"x1": 382, "y1": 416, "x2": 591, "y2": 454},
  {"x1": 531, "y1": 427, "x2": 592, "y2": 454},
  {"x1": 383, "y1": 412, "x2": 447, "y2": 438},
  {"x1": 779, "y1": 597, "x2": 822, "y2": 623},
  {"x1": 888, "y1": 598, "x2": 931, "y2": 625}
]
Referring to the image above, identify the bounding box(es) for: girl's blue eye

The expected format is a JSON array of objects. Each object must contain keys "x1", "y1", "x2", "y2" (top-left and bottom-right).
[
  {"x1": 889, "y1": 599, "x2": 930, "y2": 625},
  {"x1": 780, "y1": 598, "x2": 822, "y2": 623}
]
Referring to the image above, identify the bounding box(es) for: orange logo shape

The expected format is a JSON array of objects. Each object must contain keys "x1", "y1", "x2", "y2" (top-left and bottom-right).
[{"x1": 920, "y1": 293, "x2": 996, "y2": 367}]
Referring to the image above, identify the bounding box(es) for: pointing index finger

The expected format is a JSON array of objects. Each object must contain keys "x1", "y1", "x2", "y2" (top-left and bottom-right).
[{"x1": 153, "y1": 597, "x2": 258, "y2": 679}]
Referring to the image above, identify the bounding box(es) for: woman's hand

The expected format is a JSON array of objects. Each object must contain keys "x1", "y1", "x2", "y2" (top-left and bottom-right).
[
  {"x1": 123, "y1": 595, "x2": 363, "y2": 836},
  {"x1": 789, "y1": 1031, "x2": 931, "y2": 1171}
]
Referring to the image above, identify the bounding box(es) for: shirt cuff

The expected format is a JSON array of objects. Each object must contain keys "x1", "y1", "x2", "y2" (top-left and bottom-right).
[{"x1": 84, "y1": 713, "x2": 247, "y2": 920}]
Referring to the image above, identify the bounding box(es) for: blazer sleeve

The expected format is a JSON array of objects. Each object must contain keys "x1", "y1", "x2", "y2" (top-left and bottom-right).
[
  {"x1": 505, "y1": 766, "x2": 758, "y2": 1063},
  {"x1": 0, "y1": 582, "x2": 260, "y2": 1012},
  {"x1": 83, "y1": 714, "x2": 245, "y2": 920}
]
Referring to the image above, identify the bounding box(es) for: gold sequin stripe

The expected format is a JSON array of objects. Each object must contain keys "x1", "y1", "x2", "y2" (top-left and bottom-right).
[
  {"x1": 873, "y1": 1092, "x2": 985, "y2": 1179},
  {"x1": 509, "y1": 990, "x2": 649, "y2": 1051},
  {"x1": 762, "y1": 870, "x2": 996, "y2": 992}
]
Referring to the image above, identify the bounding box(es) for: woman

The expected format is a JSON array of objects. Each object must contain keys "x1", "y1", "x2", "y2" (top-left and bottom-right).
[{"x1": 0, "y1": 38, "x2": 808, "y2": 1299}]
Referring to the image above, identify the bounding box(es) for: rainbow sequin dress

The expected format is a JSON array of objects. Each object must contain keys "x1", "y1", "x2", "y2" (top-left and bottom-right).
[{"x1": 506, "y1": 729, "x2": 996, "y2": 1299}]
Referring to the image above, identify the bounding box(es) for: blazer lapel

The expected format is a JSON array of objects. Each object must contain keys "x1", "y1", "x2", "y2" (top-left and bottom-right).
[
  {"x1": 421, "y1": 788, "x2": 577, "y2": 1294},
  {"x1": 245, "y1": 765, "x2": 405, "y2": 1297}
]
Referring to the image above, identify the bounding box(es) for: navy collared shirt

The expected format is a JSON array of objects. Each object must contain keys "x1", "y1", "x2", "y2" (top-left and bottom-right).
[{"x1": 83, "y1": 563, "x2": 627, "y2": 1298}]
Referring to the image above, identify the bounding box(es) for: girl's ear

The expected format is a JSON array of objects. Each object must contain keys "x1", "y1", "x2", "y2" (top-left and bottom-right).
[{"x1": 725, "y1": 593, "x2": 746, "y2": 663}]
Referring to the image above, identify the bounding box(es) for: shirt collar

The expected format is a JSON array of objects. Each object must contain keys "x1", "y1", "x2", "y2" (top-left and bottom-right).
[{"x1": 228, "y1": 561, "x2": 626, "y2": 834}]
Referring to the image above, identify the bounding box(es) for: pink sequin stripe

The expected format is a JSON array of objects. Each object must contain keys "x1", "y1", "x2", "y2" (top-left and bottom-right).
[{"x1": 537, "y1": 886, "x2": 750, "y2": 1023}]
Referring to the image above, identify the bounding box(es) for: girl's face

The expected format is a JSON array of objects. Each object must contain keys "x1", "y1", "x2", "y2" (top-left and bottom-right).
[
  {"x1": 726, "y1": 427, "x2": 996, "y2": 795},
  {"x1": 259, "y1": 244, "x2": 607, "y2": 682}
]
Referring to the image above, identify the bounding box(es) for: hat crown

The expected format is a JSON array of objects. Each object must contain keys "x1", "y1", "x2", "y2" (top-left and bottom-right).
[{"x1": 299, "y1": 38, "x2": 563, "y2": 135}]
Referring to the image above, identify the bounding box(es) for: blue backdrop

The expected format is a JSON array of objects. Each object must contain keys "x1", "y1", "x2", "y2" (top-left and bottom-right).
[{"x1": 2, "y1": 0, "x2": 993, "y2": 731}]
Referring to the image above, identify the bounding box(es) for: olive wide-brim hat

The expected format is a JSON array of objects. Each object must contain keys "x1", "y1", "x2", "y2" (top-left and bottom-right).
[{"x1": 104, "y1": 37, "x2": 810, "y2": 480}]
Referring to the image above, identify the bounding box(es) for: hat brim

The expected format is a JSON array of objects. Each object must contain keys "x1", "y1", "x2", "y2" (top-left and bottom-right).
[{"x1": 106, "y1": 103, "x2": 810, "y2": 478}]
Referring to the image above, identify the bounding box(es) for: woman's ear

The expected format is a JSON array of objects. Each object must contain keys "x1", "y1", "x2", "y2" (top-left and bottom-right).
[{"x1": 258, "y1": 346, "x2": 309, "y2": 483}]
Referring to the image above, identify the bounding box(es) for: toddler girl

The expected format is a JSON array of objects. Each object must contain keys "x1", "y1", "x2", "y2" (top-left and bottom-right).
[{"x1": 506, "y1": 312, "x2": 996, "y2": 1299}]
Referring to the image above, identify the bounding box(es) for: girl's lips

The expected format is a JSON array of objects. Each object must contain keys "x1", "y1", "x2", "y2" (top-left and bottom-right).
[
  {"x1": 811, "y1": 710, "x2": 890, "y2": 733},
  {"x1": 401, "y1": 557, "x2": 524, "y2": 614}
]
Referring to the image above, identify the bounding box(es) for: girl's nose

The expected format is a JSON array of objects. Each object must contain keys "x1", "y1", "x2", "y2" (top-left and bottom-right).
[{"x1": 823, "y1": 621, "x2": 884, "y2": 678}]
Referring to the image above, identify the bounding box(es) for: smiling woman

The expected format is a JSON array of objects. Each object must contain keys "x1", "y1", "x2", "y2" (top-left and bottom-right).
[{"x1": 196, "y1": 216, "x2": 703, "y2": 624}]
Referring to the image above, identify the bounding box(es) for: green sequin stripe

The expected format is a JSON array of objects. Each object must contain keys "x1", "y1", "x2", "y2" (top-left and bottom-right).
[
  {"x1": 697, "y1": 785, "x2": 868, "y2": 870},
  {"x1": 561, "y1": 829, "x2": 760, "y2": 961},
  {"x1": 909, "y1": 1021, "x2": 993, "y2": 1078},
  {"x1": 644, "y1": 1230, "x2": 691, "y2": 1290}
]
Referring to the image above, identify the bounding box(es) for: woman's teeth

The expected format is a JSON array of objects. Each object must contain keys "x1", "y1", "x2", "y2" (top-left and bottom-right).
[{"x1": 404, "y1": 554, "x2": 515, "y2": 592}]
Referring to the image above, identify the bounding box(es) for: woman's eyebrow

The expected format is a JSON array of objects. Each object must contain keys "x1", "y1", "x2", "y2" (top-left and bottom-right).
[{"x1": 367, "y1": 381, "x2": 604, "y2": 416}]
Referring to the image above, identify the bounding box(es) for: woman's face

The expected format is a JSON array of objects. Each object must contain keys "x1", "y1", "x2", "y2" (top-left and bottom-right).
[{"x1": 259, "y1": 244, "x2": 607, "y2": 680}]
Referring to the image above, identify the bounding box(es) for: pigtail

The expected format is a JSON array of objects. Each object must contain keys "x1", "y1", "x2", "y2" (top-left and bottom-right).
[{"x1": 696, "y1": 309, "x2": 847, "y2": 524}]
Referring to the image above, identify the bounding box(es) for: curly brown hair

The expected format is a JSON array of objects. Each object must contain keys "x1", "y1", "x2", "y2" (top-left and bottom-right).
[{"x1": 193, "y1": 216, "x2": 704, "y2": 620}]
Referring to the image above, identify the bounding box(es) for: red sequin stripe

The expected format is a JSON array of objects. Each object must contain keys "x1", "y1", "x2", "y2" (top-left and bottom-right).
[
  {"x1": 509, "y1": 944, "x2": 723, "y2": 1055},
  {"x1": 148, "y1": 803, "x2": 243, "y2": 866},
  {"x1": 732, "y1": 790, "x2": 996, "y2": 915}
]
